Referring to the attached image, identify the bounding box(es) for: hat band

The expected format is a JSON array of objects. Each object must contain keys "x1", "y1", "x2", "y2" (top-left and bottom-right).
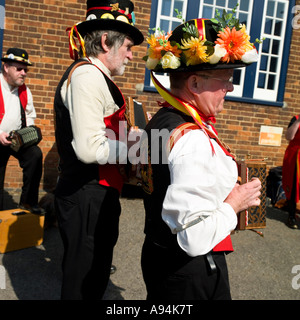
[
  {"x1": 3, "y1": 54, "x2": 30, "y2": 64},
  {"x1": 195, "y1": 18, "x2": 207, "y2": 41},
  {"x1": 87, "y1": 6, "x2": 132, "y2": 20}
]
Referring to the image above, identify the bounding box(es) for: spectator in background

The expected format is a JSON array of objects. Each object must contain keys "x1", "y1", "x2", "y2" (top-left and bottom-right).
[
  {"x1": 0, "y1": 48, "x2": 44, "y2": 215},
  {"x1": 282, "y1": 115, "x2": 300, "y2": 229}
]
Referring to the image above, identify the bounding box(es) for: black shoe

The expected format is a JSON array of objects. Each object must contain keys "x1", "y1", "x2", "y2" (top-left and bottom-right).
[
  {"x1": 110, "y1": 265, "x2": 117, "y2": 274},
  {"x1": 287, "y1": 217, "x2": 298, "y2": 229},
  {"x1": 19, "y1": 203, "x2": 45, "y2": 215}
]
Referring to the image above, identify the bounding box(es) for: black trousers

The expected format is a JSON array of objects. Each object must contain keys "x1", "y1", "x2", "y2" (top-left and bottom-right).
[
  {"x1": 54, "y1": 179, "x2": 121, "y2": 300},
  {"x1": 0, "y1": 144, "x2": 43, "y2": 210},
  {"x1": 141, "y1": 237, "x2": 231, "y2": 300}
]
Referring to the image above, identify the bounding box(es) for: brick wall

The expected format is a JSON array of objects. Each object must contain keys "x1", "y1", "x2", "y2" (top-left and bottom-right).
[{"x1": 2, "y1": 0, "x2": 300, "y2": 194}]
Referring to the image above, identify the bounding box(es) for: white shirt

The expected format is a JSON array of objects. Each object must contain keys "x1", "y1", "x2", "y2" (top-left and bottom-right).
[
  {"x1": 60, "y1": 57, "x2": 127, "y2": 165},
  {"x1": 162, "y1": 127, "x2": 238, "y2": 257},
  {"x1": 0, "y1": 73, "x2": 35, "y2": 135}
]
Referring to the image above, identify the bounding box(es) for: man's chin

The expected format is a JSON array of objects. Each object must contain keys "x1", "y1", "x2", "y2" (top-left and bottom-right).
[
  {"x1": 113, "y1": 66, "x2": 126, "y2": 77},
  {"x1": 16, "y1": 80, "x2": 25, "y2": 86}
]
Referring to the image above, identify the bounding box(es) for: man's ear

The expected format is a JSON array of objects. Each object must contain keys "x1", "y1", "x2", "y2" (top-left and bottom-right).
[
  {"x1": 3, "y1": 63, "x2": 9, "y2": 74},
  {"x1": 187, "y1": 74, "x2": 201, "y2": 95},
  {"x1": 101, "y1": 33, "x2": 109, "y2": 53}
]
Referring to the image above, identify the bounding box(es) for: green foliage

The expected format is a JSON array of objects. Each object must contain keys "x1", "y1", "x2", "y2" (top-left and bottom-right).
[
  {"x1": 211, "y1": 3, "x2": 241, "y2": 32},
  {"x1": 182, "y1": 23, "x2": 199, "y2": 39}
]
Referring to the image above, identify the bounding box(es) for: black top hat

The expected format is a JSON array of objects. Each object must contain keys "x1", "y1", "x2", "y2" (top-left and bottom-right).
[
  {"x1": 1, "y1": 48, "x2": 32, "y2": 66},
  {"x1": 76, "y1": 0, "x2": 144, "y2": 45}
]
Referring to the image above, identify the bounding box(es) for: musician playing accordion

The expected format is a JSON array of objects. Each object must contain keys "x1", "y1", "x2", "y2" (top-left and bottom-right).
[{"x1": 0, "y1": 48, "x2": 44, "y2": 215}]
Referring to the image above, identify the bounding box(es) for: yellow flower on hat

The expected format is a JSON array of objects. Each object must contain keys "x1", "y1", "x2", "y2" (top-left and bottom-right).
[{"x1": 181, "y1": 36, "x2": 209, "y2": 66}]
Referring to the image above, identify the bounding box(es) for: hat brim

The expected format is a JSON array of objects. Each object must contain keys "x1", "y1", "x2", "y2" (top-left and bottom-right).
[
  {"x1": 1, "y1": 57, "x2": 32, "y2": 66},
  {"x1": 77, "y1": 19, "x2": 144, "y2": 45},
  {"x1": 155, "y1": 62, "x2": 247, "y2": 73}
]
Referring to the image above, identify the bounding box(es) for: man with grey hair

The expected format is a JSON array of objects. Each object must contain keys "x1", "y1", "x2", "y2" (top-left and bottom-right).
[{"x1": 54, "y1": 0, "x2": 143, "y2": 300}]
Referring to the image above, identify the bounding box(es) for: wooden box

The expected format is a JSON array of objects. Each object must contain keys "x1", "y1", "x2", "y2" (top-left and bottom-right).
[
  {"x1": 237, "y1": 161, "x2": 267, "y2": 230},
  {"x1": 0, "y1": 209, "x2": 45, "y2": 253}
]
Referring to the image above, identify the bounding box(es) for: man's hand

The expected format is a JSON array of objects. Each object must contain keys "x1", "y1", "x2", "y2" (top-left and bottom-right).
[
  {"x1": 0, "y1": 131, "x2": 12, "y2": 146},
  {"x1": 225, "y1": 177, "x2": 261, "y2": 214}
]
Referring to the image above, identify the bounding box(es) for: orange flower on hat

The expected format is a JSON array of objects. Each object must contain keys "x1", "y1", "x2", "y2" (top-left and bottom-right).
[
  {"x1": 147, "y1": 33, "x2": 182, "y2": 60},
  {"x1": 215, "y1": 26, "x2": 251, "y2": 63},
  {"x1": 147, "y1": 34, "x2": 163, "y2": 60}
]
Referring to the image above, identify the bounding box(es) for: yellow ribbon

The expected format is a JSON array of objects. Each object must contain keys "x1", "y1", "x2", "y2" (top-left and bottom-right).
[{"x1": 150, "y1": 71, "x2": 204, "y2": 127}]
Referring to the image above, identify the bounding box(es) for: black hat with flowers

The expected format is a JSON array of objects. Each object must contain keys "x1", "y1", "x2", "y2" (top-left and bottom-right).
[
  {"x1": 144, "y1": 7, "x2": 259, "y2": 73},
  {"x1": 75, "y1": 0, "x2": 144, "y2": 45},
  {"x1": 1, "y1": 48, "x2": 32, "y2": 66}
]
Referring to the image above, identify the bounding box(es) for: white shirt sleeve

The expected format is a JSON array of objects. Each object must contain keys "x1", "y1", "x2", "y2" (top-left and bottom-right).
[{"x1": 162, "y1": 129, "x2": 238, "y2": 256}]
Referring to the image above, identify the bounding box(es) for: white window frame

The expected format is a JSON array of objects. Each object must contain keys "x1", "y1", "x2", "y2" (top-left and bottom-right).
[{"x1": 253, "y1": 0, "x2": 289, "y2": 101}]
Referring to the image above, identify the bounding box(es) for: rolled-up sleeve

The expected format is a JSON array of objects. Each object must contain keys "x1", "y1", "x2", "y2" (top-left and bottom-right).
[{"x1": 162, "y1": 129, "x2": 238, "y2": 256}]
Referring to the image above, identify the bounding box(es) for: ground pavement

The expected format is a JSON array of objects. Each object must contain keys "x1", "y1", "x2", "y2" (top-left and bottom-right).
[{"x1": 0, "y1": 191, "x2": 299, "y2": 301}]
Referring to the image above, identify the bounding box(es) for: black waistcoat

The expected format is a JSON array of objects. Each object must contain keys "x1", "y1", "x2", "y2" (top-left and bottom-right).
[{"x1": 142, "y1": 107, "x2": 194, "y2": 248}]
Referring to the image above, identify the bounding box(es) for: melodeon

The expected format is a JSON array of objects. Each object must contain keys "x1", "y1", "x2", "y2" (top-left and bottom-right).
[
  {"x1": 236, "y1": 160, "x2": 267, "y2": 230},
  {"x1": 8, "y1": 125, "x2": 42, "y2": 152}
]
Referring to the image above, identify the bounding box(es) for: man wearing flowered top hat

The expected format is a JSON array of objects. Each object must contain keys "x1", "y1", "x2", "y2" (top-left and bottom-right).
[
  {"x1": 54, "y1": 0, "x2": 143, "y2": 300},
  {"x1": 141, "y1": 11, "x2": 261, "y2": 300},
  {"x1": 0, "y1": 48, "x2": 44, "y2": 215}
]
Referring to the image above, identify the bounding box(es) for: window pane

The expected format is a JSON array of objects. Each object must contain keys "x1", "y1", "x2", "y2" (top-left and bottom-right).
[
  {"x1": 233, "y1": 69, "x2": 241, "y2": 85},
  {"x1": 258, "y1": 73, "x2": 266, "y2": 89},
  {"x1": 228, "y1": 0, "x2": 238, "y2": 9},
  {"x1": 161, "y1": 0, "x2": 172, "y2": 16},
  {"x1": 204, "y1": 0, "x2": 214, "y2": 4},
  {"x1": 272, "y1": 40, "x2": 280, "y2": 55},
  {"x1": 266, "y1": 0, "x2": 275, "y2": 16},
  {"x1": 240, "y1": 0, "x2": 250, "y2": 11},
  {"x1": 216, "y1": 0, "x2": 226, "y2": 6},
  {"x1": 239, "y1": 13, "x2": 248, "y2": 25},
  {"x1": 264, "y1": 18, "x2": 273, "y2": 34},
  {"x1": 262, "y1": 38, "x2": 270, "y2": 53},
  {"x1": 277, "y1": 2, "x2": 285, "y2": 19},
  {"x1": 203, "y1": 6, "x2": 213, "y2": 18},
  {"x1": 160, "y1": 20, "x2": 170, "y2": 32},
  {"x1": 260, "y1": 55, "x2": 268, "y2": 71},
  {"x1": 173, "y1": 1, "x2": 183, "y2": 17},
  {"x1": 274, "y1": 20, "x2": 282, "y2": 37},
  {"x1": 171, "y1": 20, "x2": 181, "y2": 30},
  {"x1": 270, "y1": 57, "x2": 278, "y2": 72},
  {"x1": 267, "y1": 74, "x2": 275, "y2": 90}
]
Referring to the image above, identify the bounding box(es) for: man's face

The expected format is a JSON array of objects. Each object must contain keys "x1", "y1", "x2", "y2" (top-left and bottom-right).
[
  {"x1": 193, "y1": 69, "x2": 234, "y2": 117},
  {"x1": 3, "y1": 62, "x2": 28, "y2": 87},
  {"x1": 106, "y1": 37, "x2": 134, "y2": 76}
]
